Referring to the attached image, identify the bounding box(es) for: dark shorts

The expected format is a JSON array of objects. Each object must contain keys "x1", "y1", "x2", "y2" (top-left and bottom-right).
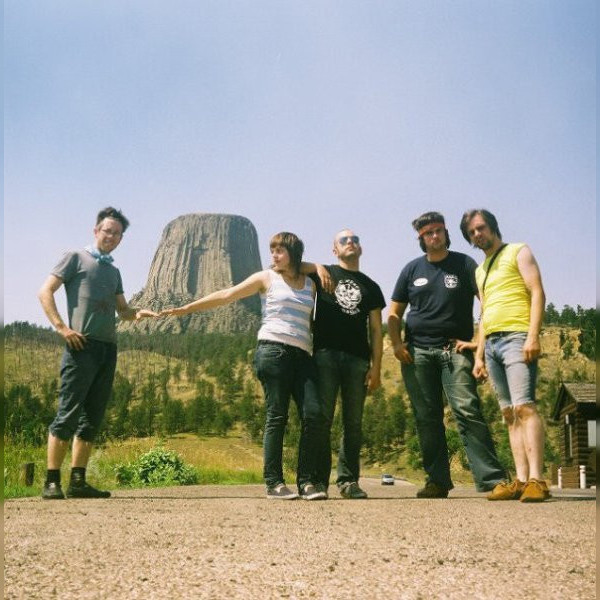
[{"x1": 49, "y1": 339, "x2": 117, "y2": 442}]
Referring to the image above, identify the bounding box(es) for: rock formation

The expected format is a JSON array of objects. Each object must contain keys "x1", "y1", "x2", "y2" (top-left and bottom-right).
[{"x1": 119, "y1": 213, "x2": 262, "y2": 334}]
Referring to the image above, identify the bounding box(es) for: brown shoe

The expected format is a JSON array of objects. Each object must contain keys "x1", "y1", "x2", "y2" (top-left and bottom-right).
[
  {"x1": 487, "y1": 479, "x2": 525, "y2": 501},
  {"x1": 520, "y1": 479, "x2": 551, "y2": 503}
]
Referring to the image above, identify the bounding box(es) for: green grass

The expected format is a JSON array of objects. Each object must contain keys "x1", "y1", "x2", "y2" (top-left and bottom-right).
[{"x1": 3, "y1": 433, "x2": 267, "y2": 499}]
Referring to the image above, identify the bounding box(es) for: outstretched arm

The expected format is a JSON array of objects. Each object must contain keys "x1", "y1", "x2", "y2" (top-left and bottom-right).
[
  {"x1": 38, "y1": 275, "x2": 87, "y2": 350},
  {"x1": 160, "y1": 270, "x2": 268, "y2": 317},
  {"x1": 116, "y1": 295, "x2": 160, "y2": 321},
  {"x1": 517, "y1": 245, "x2": 546, "y2": 363}
]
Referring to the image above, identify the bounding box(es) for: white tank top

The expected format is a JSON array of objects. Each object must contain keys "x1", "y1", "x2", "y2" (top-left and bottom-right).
[{"x1": 257, "y1": 270, "x2": 314, "y2": 354}]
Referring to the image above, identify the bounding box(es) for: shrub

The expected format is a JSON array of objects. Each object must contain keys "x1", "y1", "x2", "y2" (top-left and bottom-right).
[{"x1": 115, "y1": 446, "x2": 198, "y2": 487}]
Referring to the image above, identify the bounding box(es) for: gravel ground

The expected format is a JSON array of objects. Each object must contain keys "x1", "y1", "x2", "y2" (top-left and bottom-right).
[{"x1": 4, "y1": 479, "x2": 596, "y2": 599}]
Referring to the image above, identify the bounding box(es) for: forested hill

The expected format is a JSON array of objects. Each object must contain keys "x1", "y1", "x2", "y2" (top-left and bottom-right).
[{"x1": 4, "y1": 308, "x2": 595, "y2": 473}]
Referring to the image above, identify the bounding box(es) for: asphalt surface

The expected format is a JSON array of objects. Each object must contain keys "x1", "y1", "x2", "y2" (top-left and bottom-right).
[{"x1": 4, "y1": 479, "x2": 596, "y2": 599}]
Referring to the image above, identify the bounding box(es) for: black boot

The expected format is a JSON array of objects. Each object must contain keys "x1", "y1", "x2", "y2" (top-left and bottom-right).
[
  {"x1": 66, "y1": 468, "x2": 111, "y2": 499},
  {"x1": 42, "y1": 469, "x2": 65, "y2": 500},
  {"x1": 42, "y1": 481, "x2": 65, "y2": 500}
]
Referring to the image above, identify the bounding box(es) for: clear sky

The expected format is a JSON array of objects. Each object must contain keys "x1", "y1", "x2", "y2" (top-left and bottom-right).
[{"x1": 4, "y1": 1, "x2": 596, "y2": 326}]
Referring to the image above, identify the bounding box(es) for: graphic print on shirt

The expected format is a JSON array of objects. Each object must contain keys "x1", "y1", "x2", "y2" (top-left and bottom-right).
[
  {"x1": 444, "y1": 274, "x2": 458, "y2": 289},
  {"x1": 335, "y1": 279, "x2": 362, "y2": 315}
]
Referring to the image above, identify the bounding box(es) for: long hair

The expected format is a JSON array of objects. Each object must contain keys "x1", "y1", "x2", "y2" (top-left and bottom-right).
[
  {"x1": 412, "y1": 211, "x2": 450, "y2": 252},
  {"x1": 269, "y1": 232, "x2": 304, "y2": 275},
  {"x1": 460, "y1": 209, "x2": 502, "y2": 244}
]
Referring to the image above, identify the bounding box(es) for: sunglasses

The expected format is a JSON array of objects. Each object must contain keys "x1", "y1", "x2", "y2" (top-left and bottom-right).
[{"x1": 337, "y1": 235, "x2": 360, "y2": 246}]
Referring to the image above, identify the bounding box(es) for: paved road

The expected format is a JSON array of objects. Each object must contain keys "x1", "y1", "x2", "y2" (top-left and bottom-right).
[{"x1": 4, "y1": 479, "x2": 596, "y2": 599}]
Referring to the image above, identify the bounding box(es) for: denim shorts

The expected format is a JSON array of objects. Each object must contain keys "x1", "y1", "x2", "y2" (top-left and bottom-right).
[{"x1": 485, "y1": 332, "x2": 537, "y2": 410}]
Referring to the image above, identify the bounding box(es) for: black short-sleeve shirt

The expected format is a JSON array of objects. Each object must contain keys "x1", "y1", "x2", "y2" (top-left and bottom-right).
[
  {"x1": 311, "y1": 265, "x2": 386, "y2": 360},
  {"x1": 391, "y1": 251, "x2": 477, "y2": 348}
]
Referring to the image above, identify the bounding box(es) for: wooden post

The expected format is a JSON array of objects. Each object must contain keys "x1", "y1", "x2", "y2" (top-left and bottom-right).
[{"x1": 21, "y1": 462, "x2": 35, "y2": 486}]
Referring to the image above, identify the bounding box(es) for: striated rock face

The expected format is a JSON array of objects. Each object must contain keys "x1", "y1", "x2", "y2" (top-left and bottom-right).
[{"x1": 119, "y1": 213, "x2": 262, "y2": 334}]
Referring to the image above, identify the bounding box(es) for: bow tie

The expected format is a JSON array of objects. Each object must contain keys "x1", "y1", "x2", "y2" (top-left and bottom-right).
[{"x1": 85, "y1": 245, "x2": 114, "y2": 264}]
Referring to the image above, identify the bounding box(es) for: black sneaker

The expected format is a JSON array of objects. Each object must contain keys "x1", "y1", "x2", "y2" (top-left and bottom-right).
[
  {"x1": 315, "y1": 483, "x2": 329, "y2": 499},
  {"x1": 300, "y1": 483, "x2": 327, "y2": 501},
  {"x1": 42, "y1": 482, "x2": 65, "y2": 500},
  {"x1": 339, "y1": 481, "x2": 368, "y2": 499},
  {"x1": 416, "y1": 482, "x2": 449, "y2": 499},
  {"x1": 66, "y1": 481, "x2": 111, "y2": 499},
  {"x1": 266, "y1": 483, "x2": 298, "y2": 500}
]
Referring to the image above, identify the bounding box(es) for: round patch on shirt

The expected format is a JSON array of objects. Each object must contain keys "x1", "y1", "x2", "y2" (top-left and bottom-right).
[
  {"x1": 444, "y1": 274, "x2": 458, "y2": 289},
  {"x1": 413, "y1": 277, "x2": 428, "y2": 287},
  {"x1": 335, "y1": 279, "x2": 362, "y2": 315}
]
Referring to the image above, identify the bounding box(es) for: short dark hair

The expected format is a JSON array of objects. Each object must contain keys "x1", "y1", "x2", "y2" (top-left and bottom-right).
[
  {"x1": 96, "y1": 207, "x2": 130, "y2": 233},
  {"x1": 411, "y1": 211, "x2": 445, "y2": 231},
  {"x1": 460, "y1": 209, "x2": 501, "y2": 244},
  {"x1": 412, "y1": 211, "x2": 450, "y2": 252},
  {"x1": 269, "y1": 232, "x2": 304, "y2": 275}
]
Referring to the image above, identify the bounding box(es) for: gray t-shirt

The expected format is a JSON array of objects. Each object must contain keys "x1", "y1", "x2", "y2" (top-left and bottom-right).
[{"x1": 52, "y1": 250, "x2": 124, "y2": 344}]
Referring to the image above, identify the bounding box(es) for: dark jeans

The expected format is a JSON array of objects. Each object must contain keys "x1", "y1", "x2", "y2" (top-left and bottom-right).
[
  {"x1": 253, "y1": 341, "x2": 324, "y2": 490},
  {"x1": 314, "y1": 348, "x2": 369, "y2": 488},
  {"x1": 49, "y1": 339, "x2": 117, "y2": 442},
  {"x1": 401, "y1": 344, "x2": 505, "y2": 492}
]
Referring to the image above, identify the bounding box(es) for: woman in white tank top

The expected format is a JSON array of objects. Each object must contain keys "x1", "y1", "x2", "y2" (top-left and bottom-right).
[{"x1": 161, "y1": 232, "x2": 327, "y2": 501}]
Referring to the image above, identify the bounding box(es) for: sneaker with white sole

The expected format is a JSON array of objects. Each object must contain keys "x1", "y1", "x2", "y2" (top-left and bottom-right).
[
  {"x1": 339, "y1": 481, "x2": 368, "y2": 499},
  {"x1": 315, "y1": 483, "x2": 329, "y2": 499},
  {"x1": 300, "y1": 483, "x2": 328, "y2": 501},
  {"x1": 266, "y1": 483, "x2": 298, "y2": 500}
]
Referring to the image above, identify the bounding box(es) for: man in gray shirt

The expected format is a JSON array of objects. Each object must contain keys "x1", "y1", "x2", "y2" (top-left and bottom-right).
[{"x1": 38, "y1": 207, "x2": 157, "y2": 499}]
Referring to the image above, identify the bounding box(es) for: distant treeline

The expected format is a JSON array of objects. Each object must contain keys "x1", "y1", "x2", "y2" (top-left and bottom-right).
[
  {"x1": 543, "y1": 304, "x2": 595, "y2": 360},
  {"x1": 5, "y1": 300, "x2": 595, "y2": 359},
  {"x1": 3, "y1": 304, "x2": 595, "y2": 477}
]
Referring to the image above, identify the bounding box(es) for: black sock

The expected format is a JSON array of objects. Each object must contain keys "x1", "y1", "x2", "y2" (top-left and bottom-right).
[
  {"x1": 70, "y1": 467, "x2": 86, "y2": 484},
  {"x1": 46, "y1": 469, "x2": 61, "y2": 485}
]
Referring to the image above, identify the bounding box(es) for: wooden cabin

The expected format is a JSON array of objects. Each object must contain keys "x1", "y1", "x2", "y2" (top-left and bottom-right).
[{"x1": 550, "y1": 382, "x2": 597, "y2": 488}]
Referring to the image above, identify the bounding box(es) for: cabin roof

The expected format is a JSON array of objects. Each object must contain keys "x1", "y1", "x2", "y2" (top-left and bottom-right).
[{"x1": 551, "y1": 382, "x2": 597, "y2": 421}]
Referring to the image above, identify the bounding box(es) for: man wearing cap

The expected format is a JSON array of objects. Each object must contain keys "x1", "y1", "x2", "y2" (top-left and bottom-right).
[{"x1": 388, "y1": 212, "x2": 505, "y2": 498}]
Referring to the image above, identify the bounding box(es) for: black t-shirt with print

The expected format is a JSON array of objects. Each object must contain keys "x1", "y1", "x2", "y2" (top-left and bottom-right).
[
  {"x1": 311, "y1": 265, "x2": 386, "y2": 360},
  {"x1": 391, "y1": 251, "x2": 477, "y2": 348}
]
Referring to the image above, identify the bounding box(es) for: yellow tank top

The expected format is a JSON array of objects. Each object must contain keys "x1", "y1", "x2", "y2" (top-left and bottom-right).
[{"x1": 476, "y1": 243, "x2": 530, "y2": 335}]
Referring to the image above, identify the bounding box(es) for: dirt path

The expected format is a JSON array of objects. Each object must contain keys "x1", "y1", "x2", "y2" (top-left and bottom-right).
[{"x1": 4, "y1": 480, "x2": 595, "y2": 599}]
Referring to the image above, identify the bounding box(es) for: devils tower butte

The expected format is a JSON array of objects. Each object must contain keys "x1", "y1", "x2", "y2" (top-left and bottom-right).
[{"x1": 119, "y1": 213, "x2": 262, "y2": 334}]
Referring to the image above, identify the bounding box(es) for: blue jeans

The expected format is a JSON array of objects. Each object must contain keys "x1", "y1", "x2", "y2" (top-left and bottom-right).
[
  {"x1": 253, "y1": 341, "x2": 324, "y2": 490},
  {"x1": 401, "y1": 344, "x2": 505, "y2": 492},
  {"x1": 485, "y1": 332, "x2": 538, "y2": 410},
  {"x1": 49, "y1": 340, "x2": 117, "y2": 442},
  {"x1": 314, "y1": 349, "x2": 370, "y2": 488}
]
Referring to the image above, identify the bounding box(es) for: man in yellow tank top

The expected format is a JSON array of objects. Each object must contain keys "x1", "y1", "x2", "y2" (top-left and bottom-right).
[{"x1": 460, "y1": 209, "x2": 550, "y2": 503}]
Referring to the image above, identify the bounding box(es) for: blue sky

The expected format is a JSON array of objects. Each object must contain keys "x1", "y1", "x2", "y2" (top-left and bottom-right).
[{"x1": 4, "y1": 1, "x2": 596, "y2": 326}]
